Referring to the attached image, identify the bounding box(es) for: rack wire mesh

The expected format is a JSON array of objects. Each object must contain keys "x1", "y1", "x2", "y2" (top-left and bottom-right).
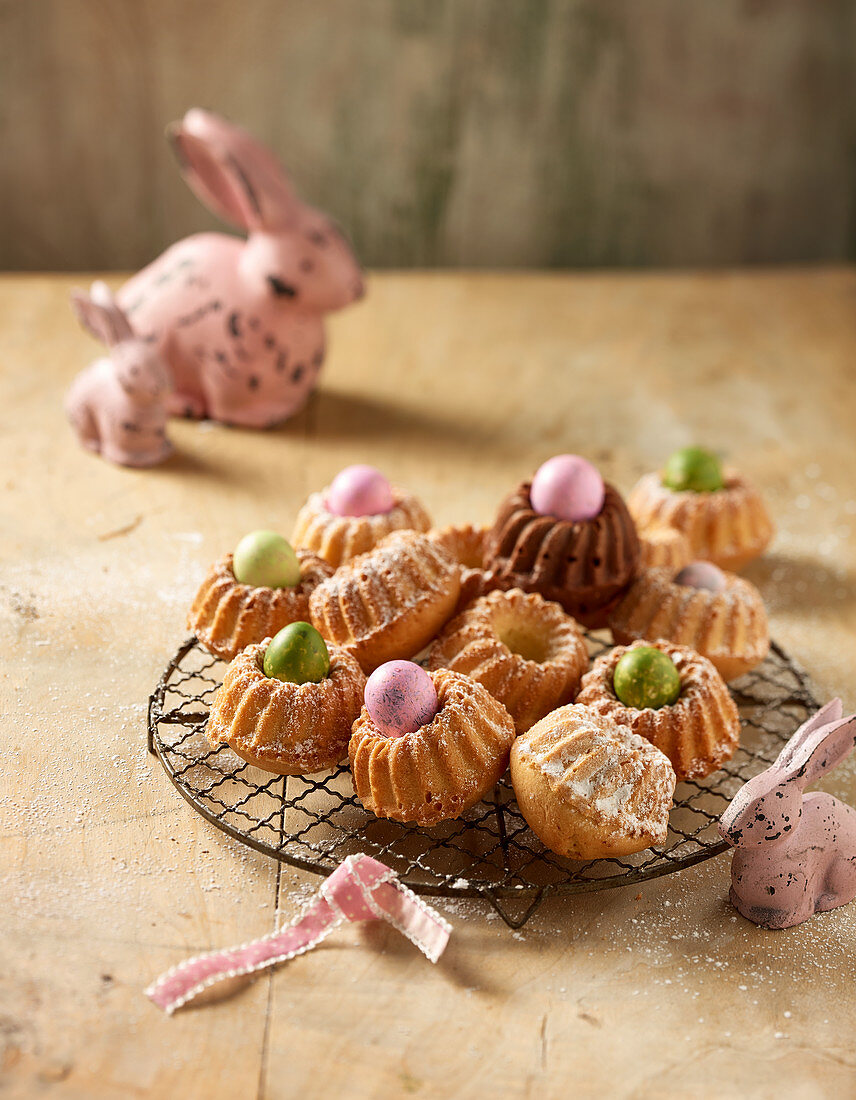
[{"x1": 148, "y1": 632, "x2": 818, "y2": 928}]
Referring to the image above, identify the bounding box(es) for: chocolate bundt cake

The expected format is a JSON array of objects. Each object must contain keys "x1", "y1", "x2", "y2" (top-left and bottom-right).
[{"x1": 484, "y1": 481, "x2": 640, "y2": 627}]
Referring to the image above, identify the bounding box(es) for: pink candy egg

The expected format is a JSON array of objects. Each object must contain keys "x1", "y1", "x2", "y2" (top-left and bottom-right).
[
  {"x1": 675, "y1": 561, "x2": 727, "y2": 593},
  {"x1": 530, "y1": 454, "x2": 605, "y2": 522},
  {"x1": 326, "y1": 464, "x2": 394, "y2": 517},
  {"x1": 365, "y1": 661, "x2": 439, "y2": 738}
]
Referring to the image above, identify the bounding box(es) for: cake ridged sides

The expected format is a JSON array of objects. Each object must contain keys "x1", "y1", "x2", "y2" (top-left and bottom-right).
[
  {"x1": 349, "y1": 668, "x2": 516, "y2": 826},
  {"x1": 207, "y1": 641, "x2": 366, "y2": 775},
  {"x1": 485, "y1": 481, "x2": 639, "y2": 627},
  {"x1": 292, "y1": 487, "x2": 431, "y2": 568},
  {"x1": 425, "y1": 588, "x2": 588, "y2": 732},
  {"x1": 637, "y1": 524, "x2": 692, "y2": 573},
  {"x1": 609, "y1": 567, "x2": 770, "y2": 681},
  {"x1": 511, "y1": 704, "x2": 676, "y2": 858},
  {"x1": 188, "y1": 551, "x2": 333, "y2": 661},
  {"x1": 309, "y1": 531, "x2": 460, "y2": 673},
  {"x1": 427, "y1": 524, "x2": 499, "y2": 611},
  {"x1": 575, "y1": 639, "x2": 740, "y2": 781},
  {"x1": 628, "y1": 471, "x2": 774, "y2": 571}
]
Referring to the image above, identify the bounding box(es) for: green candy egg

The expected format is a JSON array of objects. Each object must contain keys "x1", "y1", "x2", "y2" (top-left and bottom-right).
[
  {"x1": 233, "y1": 530, "x2": 301, "y2": 588},
  {"x1": 613, "y1": 647, "x2": 681, "y2": 710},
  {"x1": 662, "y1": 447, "x2": 724, "y2": 493},
  {"x1": 263, "y1": 622, "x2": 330, "y2": 684}
]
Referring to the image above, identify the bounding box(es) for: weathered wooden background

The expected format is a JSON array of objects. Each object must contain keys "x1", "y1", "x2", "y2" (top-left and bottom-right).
[{"x1": 2, "y1": 0, "x2": 855, "y2": 270}]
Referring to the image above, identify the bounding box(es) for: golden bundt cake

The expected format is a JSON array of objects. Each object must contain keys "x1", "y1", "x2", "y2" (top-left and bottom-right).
[
  {"x1": 189, "y1": 550, "x2": 334, "y2": 661},
  {"x1": 637, "y1": 524, "x2": 692, "y2": 573},
  {"x1": 628, "y1": 470, "x2": 774, "y2": 572},
  {"x1": 309, "y1": 531, "x2": 460, "y2": 673},
  {"x1": 424, "y1": 588, "x2": 588, "y2": 733},
  {"x1": 427, "y1": 524, "x2": 498, "y2": 611},
  {"x1": 292, "y1": 485, "x2": 431, "y2": 568},
  {"x1": 207, "y1": 639, "x2": 366, "y2": 774},
  {"x1": 510, "y1": 704, "x2": 676, "y2": 858},
  {"x1": 609, "y1": 566, "x2": 770, "y2": 681},
  {"x1": 349, "y1": 668, "x2": 515, "y2": 826},
  {"x1": 484, "y1": 480, "x2": 639, "y2": 628},
  {"x1": 575, "y1": 639, "x2": 740, "y2": 781}
]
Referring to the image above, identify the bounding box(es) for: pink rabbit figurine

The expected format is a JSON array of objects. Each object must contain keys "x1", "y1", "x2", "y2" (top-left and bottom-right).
[
  {"x1": 116, "y1": 109, "x2": 364, "y2": 428},
  {"x1": 66, "y1": 282, "x2": 173, "y2": 467},
  {"x1": 719, "y1": 699, "x2": 856, "y2": 929}
]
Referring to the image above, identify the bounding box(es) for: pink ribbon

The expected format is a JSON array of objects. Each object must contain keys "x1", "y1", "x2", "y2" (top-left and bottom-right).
[{"x1": 145, "y1": 854, "x2": 452, "y2": 1014}]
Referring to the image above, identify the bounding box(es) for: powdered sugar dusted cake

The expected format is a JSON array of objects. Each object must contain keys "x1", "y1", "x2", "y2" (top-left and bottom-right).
[
  {"x1": 425, "y1": 588, "x2": 588, "y2": 733},
  {"x1": 189, "y1": 549, "x2": 333, "y2": 660},
  {"x1": 628, "y1": 469, "x2": 774, "y2": 572},
  {"x1": 293, "y1": 485, "x2": 431, "y2": 568},
  {"x1": 576, "y1": 639, "x2": 741, "y2": 781},
  {"x1": 609, "y1": 565, "x2": 769, "y2": 681},
  {"x1": 207, "y1": 639, "x2": 366, "y2": 774},
  {"x1": 349, "y1": 668, "x2": 516, "y2": 826},
  {"x1": 309, "y1": 530, "x2": 460, "y2": 673},
  {"x1": 510, "y1": 703, "x2": 676, "y2": 859}
]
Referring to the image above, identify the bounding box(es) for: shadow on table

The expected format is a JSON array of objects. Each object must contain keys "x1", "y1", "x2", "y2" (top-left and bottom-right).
[
  {"x1": 746, "y1": 552, "x2": 855, "y2": 616},
  {"x1": 287, "y1": 386, "x2": 500, "y2": 451}
]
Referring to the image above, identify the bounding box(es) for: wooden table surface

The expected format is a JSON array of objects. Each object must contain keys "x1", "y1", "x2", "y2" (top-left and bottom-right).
[{"x1": 2, "y1": 270, "x2": 855, "y2": 1100}]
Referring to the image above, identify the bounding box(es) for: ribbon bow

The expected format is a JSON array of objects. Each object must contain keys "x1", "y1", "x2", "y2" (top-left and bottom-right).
[{"x1": 146, "y1": 854, "x2": 452, "y2": 1014}]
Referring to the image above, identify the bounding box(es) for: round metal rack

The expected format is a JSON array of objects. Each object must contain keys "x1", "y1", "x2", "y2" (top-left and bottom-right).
[{"x1": 148, "y1": 633, "x2": 818, "y2": 928}]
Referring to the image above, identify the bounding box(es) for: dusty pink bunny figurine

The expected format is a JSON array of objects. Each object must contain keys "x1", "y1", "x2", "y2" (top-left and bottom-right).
[
  {"x1": 66, "y1": 282, "x2": 172, "y2": 467},
  {"x1": 719, "y1": 699, "x2": 856, "y2": 929},
  {"x1": 117, "y1": 109, "x2": 364, "y2": 428}
]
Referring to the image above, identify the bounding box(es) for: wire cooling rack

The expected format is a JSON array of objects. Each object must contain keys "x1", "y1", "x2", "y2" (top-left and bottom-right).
[{"x1": 148, "y1": 633, "x2": 818, "y2": 928}]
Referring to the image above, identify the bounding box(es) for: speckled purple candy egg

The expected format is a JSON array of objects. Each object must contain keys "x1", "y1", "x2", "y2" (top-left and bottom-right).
[
  {"x1": 365, "y1": 660, "x2": 439, "y2": 738},
  {"x1": 327, "y1": 465, "x2": 394, "y2": 517},
  {"x1": 675, "y1": 561, "x2": 727, "y2": 593},
  {"x1": 530, "y1": 454, "x2": 605, "y2": 522}
]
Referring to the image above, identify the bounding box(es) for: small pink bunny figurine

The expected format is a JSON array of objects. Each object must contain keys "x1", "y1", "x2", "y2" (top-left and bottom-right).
[
  {"x1": 719, "y1": 699, "x2": 856, "y2": 929},
  {"x1": 66, "y1": 281, "x2": 173, "y2": 467},
  {"x1": 116, "y1": 109, "x2": 364, "y2": 428}
]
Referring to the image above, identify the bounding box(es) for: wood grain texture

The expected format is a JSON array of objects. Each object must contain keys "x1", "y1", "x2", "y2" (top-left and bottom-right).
[
  {"x1": 1, "y1": 0, "x2": 855, "y2": 270},
  {"x1": 2, "y1": 269, "x2": 856, "y2": 1098}
]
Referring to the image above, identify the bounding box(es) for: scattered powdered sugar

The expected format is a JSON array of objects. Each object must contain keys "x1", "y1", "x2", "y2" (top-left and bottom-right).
[{"x1": 595, "y1": 780, "x2": 634, "y2": 816}]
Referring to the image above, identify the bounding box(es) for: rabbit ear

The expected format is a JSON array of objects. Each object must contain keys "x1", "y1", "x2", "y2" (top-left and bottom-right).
[
  {"x1": 774, "y1": 710, "x2": 856, "y2": 788},
  {"x1": 169, "y1": 109, "x2": 300, "y2": 232},
  {"x1": 71, "y1": 282, "x2": 132, "y2": 346},
  {"x1": 774, "y1": 699, "x2": 844, "y2": 772}
]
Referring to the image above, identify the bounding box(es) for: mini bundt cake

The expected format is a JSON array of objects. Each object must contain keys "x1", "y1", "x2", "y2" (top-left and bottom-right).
[
  {"x1": 309, "y1": 531, "x2": 460, "y2": 673},
  {"x1": 609, "y1": 566, "x2": 770, "y2": 681},
  {"x1": 510, "y1": 704, "x2": 676, "y2": 858},
  {"x1": 484, "y1": 480, "x2": 639, "y2": 627},
  {"x1": 189, "y1": 550, "x2": 334, "y2": 661},
  {"x1": 637, "y1": 524, "x2": 692, "y2": 573},
  {"x1": 575, "y1": 639, "x2": 740, "y2": 781},
  {"x1": 207, "y1": 639, "x2": 366, "y2": 774},
  {"x1": 349, "y1": 668, "x2": 516, "y2": 826},
  {"x1": 292, "y1": 485, "x2": 431, "y2": 568},
  {"x1": 424, "y1": 588, "x2": 588, "y2": 733},
  {"x1": 427, "y1": 524, "x2": 498, "y2": 611},
  {"x1": 628, "y1": 470, "x2": 774, "y2": 572}
]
